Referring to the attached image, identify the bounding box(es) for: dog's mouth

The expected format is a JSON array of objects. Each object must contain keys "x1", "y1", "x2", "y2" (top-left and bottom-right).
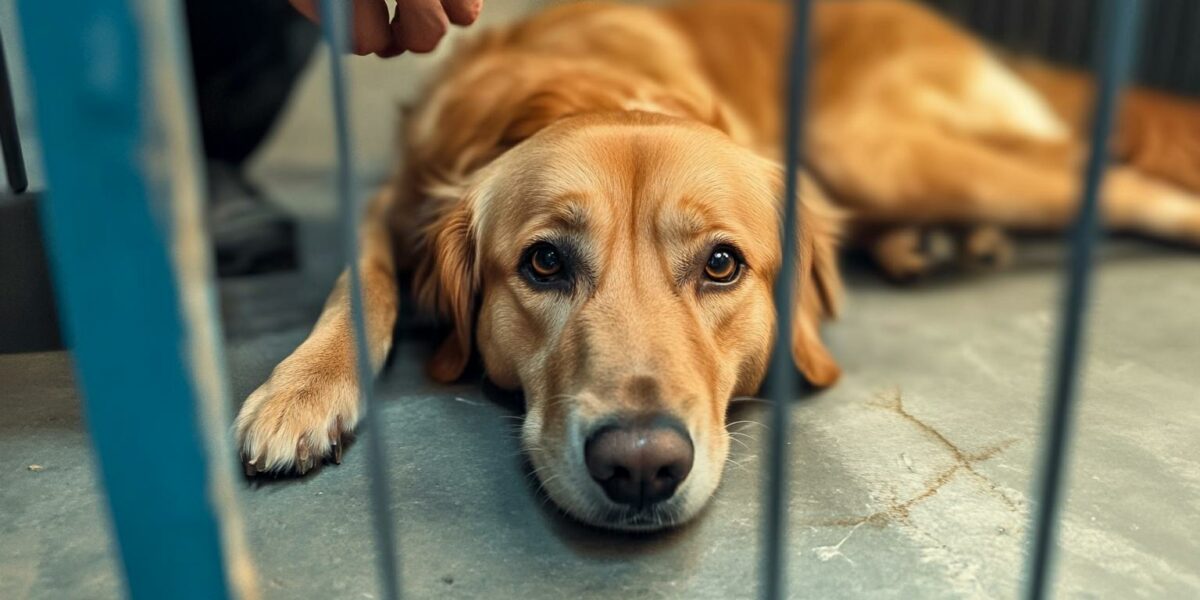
[
  {"x1": 525, "y1": 449, "x2": 697, "y2": 532},
  {"x1": 530, "y1": 461, "x2": 692, "y2": 532},
  {"x1": 599, "y1": 504, "x2": 686, "y2": 531}
]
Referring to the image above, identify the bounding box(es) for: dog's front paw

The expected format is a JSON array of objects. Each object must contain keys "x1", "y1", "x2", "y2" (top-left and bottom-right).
[{"x1": 234, "y1": 359, "x2": 360, "y2": 476}]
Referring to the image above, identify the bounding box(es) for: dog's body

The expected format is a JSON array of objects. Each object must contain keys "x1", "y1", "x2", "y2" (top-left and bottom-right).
[{"x1": 235, "y1": 0, "x2": 1200, "y2": 529}]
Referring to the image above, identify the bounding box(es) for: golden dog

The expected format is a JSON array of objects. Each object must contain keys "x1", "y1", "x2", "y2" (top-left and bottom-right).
[{"x1": 235, "y1": 0, "x2": 1200, "y2": 530}]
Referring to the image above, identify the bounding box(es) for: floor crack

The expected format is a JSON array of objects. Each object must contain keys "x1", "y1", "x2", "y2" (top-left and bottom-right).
[{"x1": 803, "y1": 389, "x2": 1019, "y2": 528}]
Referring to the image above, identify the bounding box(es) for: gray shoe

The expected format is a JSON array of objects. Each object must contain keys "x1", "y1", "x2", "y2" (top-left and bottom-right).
[{"x1": 207, "y1": 162, "x2": 297, "y2": 277}]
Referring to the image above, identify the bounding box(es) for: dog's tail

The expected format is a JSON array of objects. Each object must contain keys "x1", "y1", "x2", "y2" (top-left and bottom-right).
[{"x1": 1008, "y1": 58, "x2": 1200, "y2": 194}]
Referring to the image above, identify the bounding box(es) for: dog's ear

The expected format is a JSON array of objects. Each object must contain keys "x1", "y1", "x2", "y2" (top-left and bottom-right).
[
  {"x1": 789, "y1": 174, "x2": 844, "y2": 387},
  {"x1": 413, "y1": 188, "x2": 478, "y2": 383}
]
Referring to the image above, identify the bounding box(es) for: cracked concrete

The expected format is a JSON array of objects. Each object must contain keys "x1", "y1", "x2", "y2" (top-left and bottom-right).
[
  {"x1": 3, "y1": 1, "x2": 1199, "y2": 597},
  {"x1": 805, "y1": 391, "x2": 1020, "y2": 530}
]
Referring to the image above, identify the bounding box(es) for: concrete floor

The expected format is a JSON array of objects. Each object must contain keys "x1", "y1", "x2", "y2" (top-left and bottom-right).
[{"x1": 3, "y1": 2, "x2": 1200, "y2": 598}]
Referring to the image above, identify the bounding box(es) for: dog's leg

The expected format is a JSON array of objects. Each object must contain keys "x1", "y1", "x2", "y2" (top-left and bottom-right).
[
  {"x1": 1009, "y1": 59, "x2": 1200, "y2": 195},
  {"x1": 235, "y1": 187, "x2": 399, "y2": 475},
  {"x1": 816, "y1": 128, "x2": 1200, "y2": 246}
]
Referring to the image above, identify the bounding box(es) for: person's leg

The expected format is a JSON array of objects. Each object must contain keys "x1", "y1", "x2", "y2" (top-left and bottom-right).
[{"x1": 185, "y1": 0, "x2": 319, "y2": 276}]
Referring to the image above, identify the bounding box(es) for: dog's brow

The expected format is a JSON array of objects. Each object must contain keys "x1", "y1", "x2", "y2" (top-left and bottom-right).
[
  {"x1": 530, "y1": 196, "x2": 590, "y2": 234},
  {"x1": 659, "y1": 203, "x2": 718, "y2": 245}
]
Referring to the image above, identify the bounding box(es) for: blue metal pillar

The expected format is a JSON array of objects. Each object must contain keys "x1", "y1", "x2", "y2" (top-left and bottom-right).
[{"x1": 17, "y1": 2, "x2": 253, "y2": 598}]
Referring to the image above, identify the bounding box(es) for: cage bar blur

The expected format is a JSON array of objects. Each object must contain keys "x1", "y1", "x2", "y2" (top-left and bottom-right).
[
  {"x1": 1024, "y1": 2, "x2": 1143, "y2": 598},
  {"x1": 317, "y1": 0, "x2": 402, "y2": 598},
  {"x1": 760, "y1": 0, "x2": 813, "y2": 598},
  {"x1": 15, "y1": 1, "x2": 254, "y2": 598}
]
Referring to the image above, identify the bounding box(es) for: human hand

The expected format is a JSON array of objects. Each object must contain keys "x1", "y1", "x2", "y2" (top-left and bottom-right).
[{"x1": 289, "y1": 0, "x2": 482, "y2": 56}]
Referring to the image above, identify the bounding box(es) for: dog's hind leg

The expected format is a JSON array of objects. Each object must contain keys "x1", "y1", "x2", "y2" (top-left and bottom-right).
[
  {"x1": 957, "y1": 225, "x2": 1014, "y2": 271},
  {"x1": 235, "y1": 186, "x2": 400, "y2": 475},
  {"x1": 859, "y1": 225, "x2": 954, "y2": 282},
  {"x1": 1010, "y1": 59, "x2": 1200, "y2": 195},
  {"x1": 815, "y1": 126, "x2": 1200, "y2": 247},
  {"x1": 858, "y1": 223, "x2": 1011, "y2": 282}
]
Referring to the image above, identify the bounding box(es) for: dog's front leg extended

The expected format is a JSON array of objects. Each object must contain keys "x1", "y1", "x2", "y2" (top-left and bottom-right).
[{"x1": 235, "y1": 188, "x2": 399, "y2": 475}]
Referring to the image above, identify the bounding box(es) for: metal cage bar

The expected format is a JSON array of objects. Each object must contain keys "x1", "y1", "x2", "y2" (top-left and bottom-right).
[
  {"x1": 1024, "y1": 1, "x2": 1143, "y2": 598},
  {"x1": 761, "y1": 1, "x2": 814, "y2": 598},
  {"x1": 1151, "y1": 0, "x2": 1183, "y2": 89},
  {"x1": 318, "y1": 1, "x2": 403, "y2": 598},
  {"x1": 1186, "y1": 1, "x2": 1200, "y2": 95},
  {"x1": 0, "y1": 27, "x2": 27, "y2": 194},
  {"x1": 16, "y1": 2, "x2": 256, "y2": 598}
]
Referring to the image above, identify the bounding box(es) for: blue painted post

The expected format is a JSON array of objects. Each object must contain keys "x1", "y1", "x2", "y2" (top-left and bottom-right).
[{"x1": 17, "y1": 2, "x2": 256, "y2": 599}]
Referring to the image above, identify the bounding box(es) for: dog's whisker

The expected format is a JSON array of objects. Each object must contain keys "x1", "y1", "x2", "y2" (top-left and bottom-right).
[
  {"x1": 534, "y1": 474, "x2": 561, "y2": 505},
  {"x1": 725, "y1": 419, "x2": 767, "y2": 430},
  {"x1": 727, "y1": 432, "x2": 759, "y2": 448},
  {"x1": 528, "y1": 464, "x2": 555, "y2": 478},
  {"x1": 725, "y1": 456, "x2": 754, "y2": 473}
]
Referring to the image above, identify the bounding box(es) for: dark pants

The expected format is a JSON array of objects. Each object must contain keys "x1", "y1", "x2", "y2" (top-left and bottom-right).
[
  {"x1": 185, "y1": 0, "x2": 319, "y2": 168},
  {"x1": 184, "y1": 0, "x2": 318, "y2": 276}
]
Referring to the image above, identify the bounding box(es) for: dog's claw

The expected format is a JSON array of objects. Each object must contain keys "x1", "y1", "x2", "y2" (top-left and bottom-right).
[
  {"x1": 296, "y1": 443, "x2": 312, "y2": 475},
  {"x1": 331, "y1": 416, "x2": 344, "y2": 465},
  {"x1": 243, "y1": 457, "x2": 257, "y2": 478}
]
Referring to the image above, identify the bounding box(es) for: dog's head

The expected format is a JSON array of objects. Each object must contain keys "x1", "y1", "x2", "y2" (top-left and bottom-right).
[{"x1": 412, "y1": 111, "x2": 841, "y2": 530}]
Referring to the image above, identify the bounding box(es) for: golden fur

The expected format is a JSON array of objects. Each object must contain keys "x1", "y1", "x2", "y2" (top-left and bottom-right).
[{"x1": 235, "y1": 0, "x2": 1200, "y2": 529}]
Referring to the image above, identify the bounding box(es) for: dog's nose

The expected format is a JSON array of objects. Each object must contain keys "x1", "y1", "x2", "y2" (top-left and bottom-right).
[{"x1": 584, "y1": 416, "x2": 694, "y2": 508}]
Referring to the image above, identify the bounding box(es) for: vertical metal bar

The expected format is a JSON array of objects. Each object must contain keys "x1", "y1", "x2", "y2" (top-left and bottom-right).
[
  {"x1": 945, "y1": 0, "x2": 969, "y2": 23},
  {"x1": 317, "y1": 1, "x2": 402, "y2": 599},
  {"x1": 1064, "y1": 0, "x2": 1089, "y2": 66},
  {"x1": 1135, "y1": 0, "x2": 1161, "y2": 88},
  {"x1": 1185, "y1": 0, "x2": 1200, "y2": 95},
  {"x1": 16, "y1": 1, "x2": 258, "y2": 598},
  {"x1": 0, "y1": 28, "x2": 28, "y2": 194},
  {"x1": 1003, "y1": 0, "x2": 1026, "y2": 51},
  {"x1": 762, "y1": 0, "x2": 813, "y2": 598},
  {"x1": 969, "y1": 0, "x2": 990, "y2": 32},
  {"x1": 1033, "y1": 0, "x2": 1059, "y2": 61},
  {"x1": 1024, "y1": 1, "x2": 1142, "y2": 599},
  {"x1": 1153, "y1": 0, "x2": 1182, "y2": 89}
]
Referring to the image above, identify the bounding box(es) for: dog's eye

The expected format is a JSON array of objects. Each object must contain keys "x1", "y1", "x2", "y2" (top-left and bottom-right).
[
  {"x1": 528, "y1": 243, "x2": 563, "y2": 280},
  {"x1": 704, "y1": 247, "x2": 741, "y2": 283}
]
